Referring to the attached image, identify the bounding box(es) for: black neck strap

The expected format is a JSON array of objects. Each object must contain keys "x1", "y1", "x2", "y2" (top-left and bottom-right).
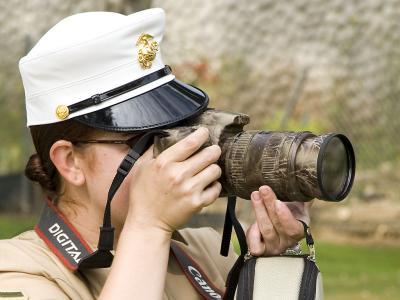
[
  {"x1": 36, "y1": 130, "x2": 167, "y2": 270},
  {"x1": 220, "y1": 196, "x2": 248, "y2": 300},
  {"x1": 79, "y1": 129, "x2": 167, "y2": 269},
  {"x1": 35, "y1": 198, "x2": 226, "y2": 299}
]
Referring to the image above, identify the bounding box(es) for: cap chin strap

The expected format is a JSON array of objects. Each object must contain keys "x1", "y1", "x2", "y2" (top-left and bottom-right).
[
  {"x1": 68, "y1": 66, "x2": 172, "y2": 115},
  {"x1": 78, "y1": 129, "x2": 167, "y2": 269}
]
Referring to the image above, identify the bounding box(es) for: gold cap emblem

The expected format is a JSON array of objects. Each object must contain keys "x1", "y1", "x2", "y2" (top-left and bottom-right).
[
  {"x1": 55, "y1": 105, "x2": 69, "y2": 120},
  {"x1": 136, "y1": 33, "x2": 159, "y2": 69}
]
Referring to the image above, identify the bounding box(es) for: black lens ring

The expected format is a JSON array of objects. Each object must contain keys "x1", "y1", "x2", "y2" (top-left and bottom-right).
[{"x1": 317, "y1": 133, "x2": 356, "y2": 201}]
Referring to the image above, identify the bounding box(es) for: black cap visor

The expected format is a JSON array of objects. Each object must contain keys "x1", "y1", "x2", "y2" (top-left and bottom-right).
[{"x1": 74, "y1": 79, "x2": 208, "y2": 132}]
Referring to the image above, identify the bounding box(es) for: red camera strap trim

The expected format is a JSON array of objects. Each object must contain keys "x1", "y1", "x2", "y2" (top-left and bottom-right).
[
  {"x1": 35, "y1": 199, "x2": 94, "y2": 271},
  {"x1": 35, "y1": 200, "x2": 223, "y2": 300},
  {"x1": 171, "y1": 242, "x2": 224, "y2": 299}
]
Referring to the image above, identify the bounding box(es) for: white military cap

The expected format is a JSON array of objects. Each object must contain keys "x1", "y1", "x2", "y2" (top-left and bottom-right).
[{"x1": 19, "y1": 8, "x2": 208, "y2": 131}]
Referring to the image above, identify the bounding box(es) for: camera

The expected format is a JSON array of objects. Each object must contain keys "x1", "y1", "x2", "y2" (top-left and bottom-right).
[{"x1": 154, "y1": 109, "x2": 355, "y2": 202}]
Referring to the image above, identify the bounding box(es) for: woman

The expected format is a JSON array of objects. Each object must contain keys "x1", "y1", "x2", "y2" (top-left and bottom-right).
[{"x1": 0, "y1": 8, "x2": 311, "y2": 299}]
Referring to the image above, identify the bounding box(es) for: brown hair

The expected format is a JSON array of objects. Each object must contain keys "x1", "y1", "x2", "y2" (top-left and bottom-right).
[{"x1": 25, "y1": 120, "x2": 96, "y2": 196}]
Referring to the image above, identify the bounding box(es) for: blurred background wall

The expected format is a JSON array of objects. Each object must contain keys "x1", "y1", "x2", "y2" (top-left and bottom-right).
[
  {"x1": 1, "y1": 0, "x2": 399, "y2": 240},
  {"x1": 0, "y1": 1, "x2": 399, "y2": 297}
]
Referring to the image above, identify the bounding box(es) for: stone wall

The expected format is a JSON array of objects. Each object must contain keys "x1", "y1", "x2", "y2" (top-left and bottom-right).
[{"x1": 153, "y1": 0, "x2": 400, "y2": 169}]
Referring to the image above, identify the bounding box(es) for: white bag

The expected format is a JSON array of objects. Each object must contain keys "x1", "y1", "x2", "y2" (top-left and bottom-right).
[
  {"x1": 233, "y1": 220, "x2": 324, "y2": 300},
  {"x1": 235, "y1": 254, "x2": 323, "y2": 300}
]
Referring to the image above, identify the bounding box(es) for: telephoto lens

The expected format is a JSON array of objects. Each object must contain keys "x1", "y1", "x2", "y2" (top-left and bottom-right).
[
  {"x1": 219, "y1": 131, "x2": 355, "y2": 201},
  {"x1": 154, "y1": 109, "x2": 355, "y2": 202}
]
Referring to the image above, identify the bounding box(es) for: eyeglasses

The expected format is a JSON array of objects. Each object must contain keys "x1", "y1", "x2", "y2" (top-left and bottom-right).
[{"x1": 71, "y1": 134, "x2": 144, "y2": 149}]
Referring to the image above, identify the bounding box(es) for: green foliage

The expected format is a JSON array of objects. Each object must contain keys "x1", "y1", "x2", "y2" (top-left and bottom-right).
[
  {"x1": 317, "y1": 242, "x2": 400, "y2": 300},
  {"x1": 0, "y1": 73, "x2": 31, "y2": 174},
  {"x1": 0, "y1": 215, "x2": 36, "y2": 239},
  {"x1": 263, "y1": 109, "x2": 329, "y2": 133},
  {"x1": 1, "y1": 216, "x2": 399, "y2": 299}
]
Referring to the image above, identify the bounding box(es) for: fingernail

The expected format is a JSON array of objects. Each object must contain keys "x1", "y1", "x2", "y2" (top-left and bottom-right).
[
  {"x1": 259, "y1": 186, "x2": 271, "y2": 196},
  {"x1": 199, "y1": 127, "x2": 209, "y2": 134},
  {"x1": 251, "y1": 191, "x2": 260, "y2": 202}
]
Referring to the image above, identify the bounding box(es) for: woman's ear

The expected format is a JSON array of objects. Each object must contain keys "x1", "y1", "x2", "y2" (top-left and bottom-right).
[{"x1": 50, "y1": 140, "x2": 86, "y2": 186}]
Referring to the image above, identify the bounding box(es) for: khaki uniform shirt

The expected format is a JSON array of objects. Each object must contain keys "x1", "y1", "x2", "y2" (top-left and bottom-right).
[{"x1": 0, "y1": 227, "x2": 237, "y2": 299}]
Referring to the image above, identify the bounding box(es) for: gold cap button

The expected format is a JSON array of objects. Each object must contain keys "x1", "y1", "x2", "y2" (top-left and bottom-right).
[{"x1": 55, "y1": 105, "x2": 69, "y2": 120}]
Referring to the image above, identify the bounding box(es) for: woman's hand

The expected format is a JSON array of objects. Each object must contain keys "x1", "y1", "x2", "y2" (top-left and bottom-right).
[
  {"x1": 246, "y1": 185, "x2": 313, "y2": 256},
  {"x1": 126, "y1": 127, "x2": 222, "y2": 234},
  {"x1": 103, "y1": 128, "x2": 221, "y2": 300}
]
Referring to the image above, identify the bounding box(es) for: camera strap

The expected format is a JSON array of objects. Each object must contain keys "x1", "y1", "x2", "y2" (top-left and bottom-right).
[
  {"x1": 35, "y1": 198, "x2": 94, "y2": 271},
  {"x1": 219, "y1": 197, "x2": 316, "y2": 300},
  {"x1": 35, "y1": 130, "x2": 167, "y2": 270},
  {"x1": 79, "y1": 129, "x2": 167, "y2": 269},
  {"x1": 171, "y1": 241, "x2": 224, "y2": 299},
  {"x1": 220, "y1": 196, "x2": 248, "y2": 300},
  {"x1": 36, "y1": 198, "x2": 225, "y2": 299}
]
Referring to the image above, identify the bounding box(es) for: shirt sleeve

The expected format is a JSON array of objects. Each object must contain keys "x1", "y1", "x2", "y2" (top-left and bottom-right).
[{"x1": 0, "y1": 272, "x2": 70, "y2": 300}]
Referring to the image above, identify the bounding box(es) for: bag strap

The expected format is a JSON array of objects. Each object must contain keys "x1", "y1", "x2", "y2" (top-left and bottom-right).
[
  {"x1": 298, "y1": 219, "x2": 316, "y2": 262},
  {"x1": 171, "y1": 241, "x2": 224, "y2": 299},
  {"x1": 221, "y1": 197, "x2": 316, "y2": 300}
]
